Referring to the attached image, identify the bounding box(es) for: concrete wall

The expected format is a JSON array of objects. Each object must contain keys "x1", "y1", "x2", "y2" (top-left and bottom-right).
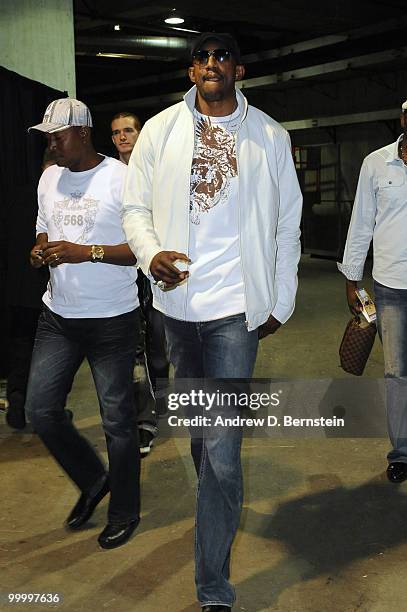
[{"x1": 1, "y1": 0, "x2": 75, "y2": 96}]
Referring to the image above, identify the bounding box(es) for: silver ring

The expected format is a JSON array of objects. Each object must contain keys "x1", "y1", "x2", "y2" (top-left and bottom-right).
[
  {"x1": 157, "y1": 280, "x2": 166, "y2": 290},
  {"x1": 53, "y1": 253, "x2": 59, "y2": 261}
]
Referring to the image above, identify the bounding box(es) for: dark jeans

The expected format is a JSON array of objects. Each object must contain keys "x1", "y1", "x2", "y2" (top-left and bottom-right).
[
  {"x1": 375, "y1": 281, "x2": 407, "y2": 463},
  {"x1": 25, "y1": 306, "x2": 141, "y2": 525},
  {"x1": 136, "y1": 270, "x2": 170, "y2": 430},
  {"x1": 164, "y1": 313, "x2": 258, "y2": 607}
]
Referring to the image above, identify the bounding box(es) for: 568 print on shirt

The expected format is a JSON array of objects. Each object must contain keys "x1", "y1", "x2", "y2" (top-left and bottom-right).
[{"x1": 52, "y1": 191, "x2": 99, "y2": 242}]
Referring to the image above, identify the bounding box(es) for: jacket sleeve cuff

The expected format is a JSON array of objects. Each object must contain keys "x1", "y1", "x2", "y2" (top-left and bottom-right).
[
  {"x1": 140, "y1": 247, "x2": 163, "y2": 278},
  {"x1": 337, "y1": 262, "x2": 364, "y2": 281},
  {"x1": 271, "y1": 302, "x2": 295, "y2": 325}
]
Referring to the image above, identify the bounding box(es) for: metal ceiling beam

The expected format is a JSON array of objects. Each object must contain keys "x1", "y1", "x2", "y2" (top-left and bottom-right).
[
  {"x1": 236, "y1": 48, "x2": 407, "y2": 90},
  {"x1": 243, "y1": 15, "x2": 407, "y2": 64},
  {"x1": 76, "y1": 34, "x2": 190, "y2": 54},
  {"x1": 281, "y1": 108, "x2": 400, "y2": 131},
  {"x1": 93, "y1": 47, "x2": 407, "y2": 111},
  {"x1": 76, "y1": 50, "x2": 174, "y2": 62},
  {"x1": 81, "y1": 15, "x2": 407, "y2": 95}
]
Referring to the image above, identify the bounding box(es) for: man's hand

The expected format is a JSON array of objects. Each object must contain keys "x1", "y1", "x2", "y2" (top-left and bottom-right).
[
  {"x1": 346, "y1": 280, "x2": 362, "y2": 316},
  {"x1": 41, "y1": 241, "x2": 88, "y2": 267},
  {"x1": 258, "y1": 314, "x2": 281, "y2": 339},
  {"x1": 150, "y1": 251, "x2": 190, "y2": 288},
  {"x1": 30, "y1": 242, "x2": 47, "y2": 268}
]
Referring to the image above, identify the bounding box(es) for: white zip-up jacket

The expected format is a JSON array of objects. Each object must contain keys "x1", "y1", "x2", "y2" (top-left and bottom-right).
[{"x1": 123, "y1": 86, "x2": 302, "y2": 331}]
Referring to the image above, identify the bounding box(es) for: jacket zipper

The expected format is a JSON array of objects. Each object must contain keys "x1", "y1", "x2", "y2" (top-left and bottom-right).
[
  {"x1": 184, "y1": 196, "x2": 191, "y2": 321},
  {"x1": 184, "y1": 120, "x2": 194, "y2": 321},
  {"x1": 235, "y1": 132, "x2": 249, "y2": 329}
]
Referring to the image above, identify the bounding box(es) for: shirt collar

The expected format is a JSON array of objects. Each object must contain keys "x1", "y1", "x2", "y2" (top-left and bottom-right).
[
  {"x1": 387, "y1": 134, "x2": 404, "y2": 163},
  {"x1": 184, "y1": 85, "x2": 248, "y2": 123}
]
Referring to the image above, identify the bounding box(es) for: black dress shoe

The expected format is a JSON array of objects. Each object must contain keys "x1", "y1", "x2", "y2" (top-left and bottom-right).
[
  {"x1": 201, "y1": 606, "x2": 231, "y2": 611},
  {"x1": 66, "y1": 475, "x2": 109, "y2": 529},
  {"x1": 387, "y1": 462, "x2": 407, "y2": 483},
  {"x1": 98, "y1": 519, "x2": 139, "y2": 549}
]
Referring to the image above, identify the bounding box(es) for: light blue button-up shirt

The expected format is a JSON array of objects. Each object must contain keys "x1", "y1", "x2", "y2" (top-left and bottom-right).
[{"x1": 338, "y1": 135, "x2": 407, "y2": 289}]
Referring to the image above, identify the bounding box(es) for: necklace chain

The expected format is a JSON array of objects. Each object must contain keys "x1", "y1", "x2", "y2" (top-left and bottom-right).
[{"x1": 193, "y1": 107, "x2": 239, "y2": 136}]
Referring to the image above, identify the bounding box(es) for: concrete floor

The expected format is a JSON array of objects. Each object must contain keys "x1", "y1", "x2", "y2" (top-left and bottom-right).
[{"x1": 1, "y1": 255, "x2": 406, "y2": 612}]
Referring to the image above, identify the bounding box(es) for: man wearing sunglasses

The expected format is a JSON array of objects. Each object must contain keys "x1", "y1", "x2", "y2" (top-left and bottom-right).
[{"x1": 123, "y1": 32, "x2": 302, "y2": 611}]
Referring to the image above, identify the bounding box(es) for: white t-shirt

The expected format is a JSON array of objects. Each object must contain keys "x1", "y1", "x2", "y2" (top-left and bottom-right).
[
  {"x1": 186, "y1": 107, "x2": 245, "y2": 321},
  {"x1": 37, "y1": 156, "x2": 138, "y2": 318}
]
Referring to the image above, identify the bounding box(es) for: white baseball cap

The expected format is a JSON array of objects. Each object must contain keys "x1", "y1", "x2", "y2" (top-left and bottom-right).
[
  {"x1": 29, "y1": 98, "x2": 93, "y2": 133},
  {"x1": 402, "y1": 100, "x2": 407, "y2": 111}
]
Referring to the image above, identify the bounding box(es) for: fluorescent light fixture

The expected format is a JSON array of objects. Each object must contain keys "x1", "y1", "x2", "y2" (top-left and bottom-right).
[
  {"x1": 170, "y1": 26, "x2": 200, "y2": 33},
  {"x1": 97, "y1": 52, "x2": 144, "y2": 60},
  {"x1": 95, "y1": 52, "x2": 173, "y2": 61},
  {"x1": 165, "y1": 16, "x2": 184, "y2": 24},
  {"x1": 165, "y1": 9, "x2": 184, "y2": 25}
]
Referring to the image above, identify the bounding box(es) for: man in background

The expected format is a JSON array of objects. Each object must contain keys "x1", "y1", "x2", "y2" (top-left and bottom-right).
[
  {"x1": 25, "y1": 98, "x2": 141, "y2": 550},
  {"x1": 111, "y1": 111, "x2": 170, "y2": 456},
  {"x1": 111, "y1": 112, "x2": 141, "y2": 165},
  {"x1": 339, "y1": 99, "x2": 407, "y2": 484}
]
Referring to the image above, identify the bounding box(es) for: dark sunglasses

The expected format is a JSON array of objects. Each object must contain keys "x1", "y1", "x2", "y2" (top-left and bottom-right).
[{"x1": 192, "y1": 49, "x2": 232, "y2": 64}]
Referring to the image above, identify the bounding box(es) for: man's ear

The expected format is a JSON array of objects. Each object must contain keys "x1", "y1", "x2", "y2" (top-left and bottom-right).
[
  {"x1": 188, "y1": 66, "x2": 197, "y2": 84},
  {"x1": 79, "y1": 126, "x2": 89, "y2": 142},
  {"x1": 401, "y1": 112, "x2": 406, "y2": 131},
  {"x1": 235, "y1": 64, "x2": 245, "y2": 81}
]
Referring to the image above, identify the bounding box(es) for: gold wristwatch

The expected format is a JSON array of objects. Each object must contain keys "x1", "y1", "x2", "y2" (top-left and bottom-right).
[{"x1": 90, "y1": 245, "x2": 104, "y2": 263}]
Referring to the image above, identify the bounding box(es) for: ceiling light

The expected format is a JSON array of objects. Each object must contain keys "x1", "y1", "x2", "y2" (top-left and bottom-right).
[
  {"x1": 165, "y1": 16, "x2": 184, "y2": 24},
  {"x1": 96, "y1": 52, "x2": 148, "y2": 60},
  {"x1": 170, "y1": 26, "x2": 200, "y2": 33},
  {"x1": 165, "y1": 9, "x2": 184, "y2": 25},
  {"x1": 114, "y1": 24, "x2": 120, "y2": 31}
]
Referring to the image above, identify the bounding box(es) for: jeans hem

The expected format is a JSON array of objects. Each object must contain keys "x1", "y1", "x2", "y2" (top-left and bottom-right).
[
  {"x1": 138, "y1": 422, "x2": 158, "y2": 436},
  {"x1": 107, "y1": 515, "x2": 140, "y2": 526},
  {"x1": 387, "y1": 456, "x2": 407, "y2": 463},
  {"x1": 199, "y1": 602, "x2": 232, "y2": 608}
]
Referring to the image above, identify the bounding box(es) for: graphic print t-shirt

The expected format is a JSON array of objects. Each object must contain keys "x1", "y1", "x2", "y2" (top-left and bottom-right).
[
  {"x1": 186, "y1": 107, "x2": 245, "y2": 321},
  {"x1": 36, "y1": 156, "x2": 138, "y2": 318}
]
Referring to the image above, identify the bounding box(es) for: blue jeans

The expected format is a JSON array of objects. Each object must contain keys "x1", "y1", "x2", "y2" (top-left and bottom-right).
[
  {"x1": 374, "y1": 281, "x2": 407, "y2": 463},
  {"x1": 25, "y1": 306, "x2": 140, "y2": 524},
  {"x1": 164, "y1": 313, "x2": 259, "y2": 607}
]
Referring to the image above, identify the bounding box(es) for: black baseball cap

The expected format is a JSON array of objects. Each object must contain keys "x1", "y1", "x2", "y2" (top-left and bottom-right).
[{"x1": 190, "y1": 32, "x2": 242, "y2": 64}]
